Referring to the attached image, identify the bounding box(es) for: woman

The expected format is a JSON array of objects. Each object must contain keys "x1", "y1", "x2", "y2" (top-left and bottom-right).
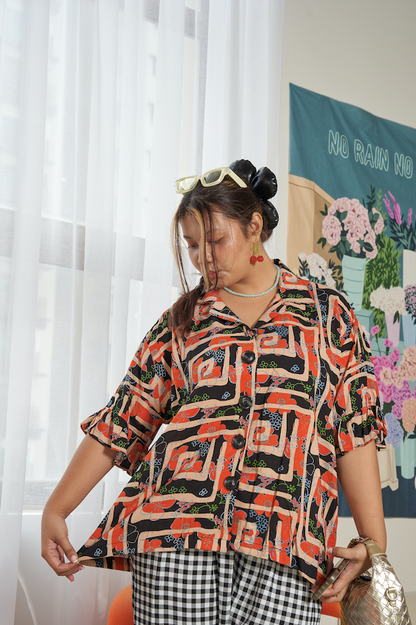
[{"x1": 42, "y1": 160, "x2": 387, "y2": 625}]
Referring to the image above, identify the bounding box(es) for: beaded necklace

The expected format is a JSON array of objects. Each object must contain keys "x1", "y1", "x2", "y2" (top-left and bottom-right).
[{"x1": 223, "y1": 266, "x2": 280, "y2": 298}]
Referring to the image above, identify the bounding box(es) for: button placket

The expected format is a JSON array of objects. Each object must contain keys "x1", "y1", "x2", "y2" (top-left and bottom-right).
[{"x1": 225, "y1": 341, "x2": 257, "y2": 494}]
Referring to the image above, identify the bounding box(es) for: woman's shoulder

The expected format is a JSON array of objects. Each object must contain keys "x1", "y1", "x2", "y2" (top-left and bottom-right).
[
  {"x1": 143, "y1": 308, "x2": 173, "y2": 346},
  {"x1": 279, "y1": 260, "x2": 352, "y2": 312}
]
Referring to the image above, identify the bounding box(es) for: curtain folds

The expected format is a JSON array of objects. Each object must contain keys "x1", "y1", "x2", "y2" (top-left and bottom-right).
[{"x1": 0, "y1": 1, "x2": 285, "y2": 623}]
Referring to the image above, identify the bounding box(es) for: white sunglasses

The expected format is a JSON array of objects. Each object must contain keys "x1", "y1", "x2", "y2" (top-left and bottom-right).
[{"x1": 174, "y1": 167, "x2": 247, "y2": 194}]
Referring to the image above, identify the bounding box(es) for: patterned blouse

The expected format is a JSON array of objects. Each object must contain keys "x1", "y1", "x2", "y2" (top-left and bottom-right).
[{"x1": 78, "y1": 261, "x2": 386, "y2": 584}]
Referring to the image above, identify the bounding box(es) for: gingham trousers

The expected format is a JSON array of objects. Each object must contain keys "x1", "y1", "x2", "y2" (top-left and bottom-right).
[{"x1": 131, "y1": 550, "x2": 321, "y2": 625}]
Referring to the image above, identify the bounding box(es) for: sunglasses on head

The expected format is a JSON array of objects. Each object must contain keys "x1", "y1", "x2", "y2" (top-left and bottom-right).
[{"x1": 174, "y1": 167, "x2": 247, "y2": 194}]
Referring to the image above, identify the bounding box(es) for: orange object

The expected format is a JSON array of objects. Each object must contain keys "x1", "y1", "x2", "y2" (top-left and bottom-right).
[
  {"x1": 107, "y1": 585, "x2": 341, "y2": 623},
  {"x1": 321, "y1": 601, "x2": 341, "y2": 618},
  {"x1": 107, "y1": 585, "x2": 134, "y2": 625}
]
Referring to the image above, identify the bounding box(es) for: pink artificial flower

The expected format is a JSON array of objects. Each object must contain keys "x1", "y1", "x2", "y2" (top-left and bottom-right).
[
  {"x1": 384, "y1": 338, "x2": 393, "y2": 348},
  {"x1": 383, "y1": 194, "x2": 394, "y2": 219},
  {"x1": 370, "y1": 325, "x2": 380, "y2": 336},
  {"x1": 408, "y1": 207, "x2": 413, "y2": 227},
  {"x1": 388, "y1": 191, "x2": 402, "y2": 225}
]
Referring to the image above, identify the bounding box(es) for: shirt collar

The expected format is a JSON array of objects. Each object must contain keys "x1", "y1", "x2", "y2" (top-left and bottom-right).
[{"x1": 193, "y1": 260, "x2": 302, "y2": 326}]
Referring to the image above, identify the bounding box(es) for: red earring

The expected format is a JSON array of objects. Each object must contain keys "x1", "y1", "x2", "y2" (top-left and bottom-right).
[{"x1": 250, "y1": 241, "x2": 264, "y2": 263}]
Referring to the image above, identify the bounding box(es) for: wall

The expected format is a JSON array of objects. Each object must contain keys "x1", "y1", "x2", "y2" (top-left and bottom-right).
[{"x1": 276, "y1": 1, "x2": 416, "y2": 621}]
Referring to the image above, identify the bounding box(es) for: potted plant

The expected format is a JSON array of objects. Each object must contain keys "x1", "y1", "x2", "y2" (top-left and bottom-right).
[
  {"x1": 370, "y1": 285, "x2": 406, "y2": 347},
  {"x1": 320, "y1": 197, "x2": 384, "y2": 310},
  {"x1": 383, "y1": 191, "x2": 416, "y2": 288}
]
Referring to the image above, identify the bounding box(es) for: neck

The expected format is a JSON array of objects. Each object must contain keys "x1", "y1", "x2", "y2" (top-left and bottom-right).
[{"x1": 222, "y1": 260, "x2": 279, "y2": 298}]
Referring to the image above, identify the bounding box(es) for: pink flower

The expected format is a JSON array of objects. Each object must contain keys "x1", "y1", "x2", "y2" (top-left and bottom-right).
[
  {"x1": 392, "y1": 369, "x2": 405, "y2": 389},
  {"x1": 388, "y1": 191, "x2": 402, "y2": 225},
  {"x1": 384, "y1": 338, "x2": 393, "y2": 348},
  {"x1": 322, "y1": 214, "x2": 342, "y2": 245},
  {"x1": 346, "y1": 230, "x2": 361, "y2": 254},
  {"x1": 383, "y1": 194, "x2": 394, "y2": 219},
  {"x1": 343, "y1": 201, "x2": 368, "y2": 239},
  {"x1": 402, "y1": 398, "x2": 416, "y2": 434},
  {"x1": 390, "y1": 349, "x2": 400, "y2": 364},
  {"x1": 408, "y1": 208, "x2": 413, "y2": 227},
  {"x1": 370, "y1": 325, "x2": 380, "y2": 336},
  {"x1": 400, "y1": 346, "x2": 416, "y2": 381},
  {"x1": 391, "y1": 380, "x2": 413, "y2": 418},
  {"x1": 380, "y1": 367, "x2": 393, "y2": 386}
]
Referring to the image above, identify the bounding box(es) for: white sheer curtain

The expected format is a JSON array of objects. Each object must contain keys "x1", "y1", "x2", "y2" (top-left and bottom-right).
[{"x1": 0, "y1": 1, "x2": 285, "y2": 623}]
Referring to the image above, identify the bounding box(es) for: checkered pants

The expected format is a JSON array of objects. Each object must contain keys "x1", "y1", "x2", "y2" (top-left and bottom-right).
[{"x1": 131, "y1": 550, "x2": 321, "y2": 625}]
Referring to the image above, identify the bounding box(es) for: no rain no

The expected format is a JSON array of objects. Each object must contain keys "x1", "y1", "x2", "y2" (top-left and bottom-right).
[{"x1": 328, "y1": 130, "x2": 413, "y2": 179}]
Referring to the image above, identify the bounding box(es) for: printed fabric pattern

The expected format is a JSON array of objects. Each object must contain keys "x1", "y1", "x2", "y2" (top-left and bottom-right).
[{"x1": 77, "y1": 262, "x2": 387, "y2": 584}]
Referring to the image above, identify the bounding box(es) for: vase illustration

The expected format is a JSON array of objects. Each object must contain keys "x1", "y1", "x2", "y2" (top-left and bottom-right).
[
  {"x1": 385, "y1": 312, "x2": 400, "y2": 347},
  {"x1": 402, "y1": 314, "x2": 416, "y2": 347},
  {"x1": 342, "y1": 255, "x2": 367, "y2": 311},
  {"x1": 402, "y1": 249, "x2": 416, "y2": 288},
  {"x1": 395, "y1": 436, "x2": 416, "y2": 480}
]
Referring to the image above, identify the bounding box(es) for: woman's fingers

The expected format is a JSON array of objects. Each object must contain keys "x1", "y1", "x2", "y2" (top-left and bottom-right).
[
  {"x1": 41, "y1": 512, "x2": 84, "y2": 582},
  {"x1": 316, "y1": 543, "x2": 369, "y2": 603},
  {"x1": 42, "y1": 538, "x2": 83, "y2": 581}
]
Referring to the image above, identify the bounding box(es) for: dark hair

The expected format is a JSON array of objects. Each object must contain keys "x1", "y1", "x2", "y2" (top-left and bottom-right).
[{"x1": 170, "y1": 160, "x2": 278, "y2": 337}]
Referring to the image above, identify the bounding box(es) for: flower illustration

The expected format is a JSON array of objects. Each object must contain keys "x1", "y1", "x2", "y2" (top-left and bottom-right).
[
  {"x1": 298, "y1": 252, "x2": 337, "y2": 289},
  {"x1": 198, "y1": 421, "x2": 225, "y2": 440},
  {"x1": 321, "y1": 197, "x2": 383, "y2": 260},
  {"x1": 399, "y1": 345, "x2": 416, "y2": 381},
  {"x1": 254, "y1": 493, "x2": 275, "y2": 516},
  {"x1": 385, "y1": 413, "x2": 404, "y2": 449},
  {"x1": 170, "y1": 516, "x2": 202, "y2": 538},
  {"x1": 143, "y1": 539, "x2": 162, "y2": 553},
  {"x1": 402, "y1": 398, "x2": 416, "y2": 435},
  {"x1": 142, "y1": 498, "x2": 176, "y2": 516},
  {"x1": 197, "y1": 533, "x2": 215, "y2": 550},
  {"x1": 405, "y1": 284, "x2": 416, "y2": 324},
  {"x1": 370, "y1": 285, "x2": 406, "y2": 316},
  {"x1": 383, "y1": 191, "x2": 416, "y2": 251}
]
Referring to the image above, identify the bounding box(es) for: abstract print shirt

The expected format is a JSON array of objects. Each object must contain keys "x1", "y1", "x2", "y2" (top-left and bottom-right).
[{"x1": 78, "y1": 262, "x2": 386, "y2": 584}]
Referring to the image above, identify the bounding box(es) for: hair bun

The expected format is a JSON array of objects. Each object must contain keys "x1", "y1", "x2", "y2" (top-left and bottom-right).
[
  {"x1": 230, "y1": 159, "x2": 279, "y2": 231},
  {"x1": 251, "y1": 167, "x2": 278, "y2": 200},
  {"x1": 262, "y1": 200, "x2": 279, "y2": 230},
  {"x1": 229, "y1": 159, "x2": 257, "y2": 184}
]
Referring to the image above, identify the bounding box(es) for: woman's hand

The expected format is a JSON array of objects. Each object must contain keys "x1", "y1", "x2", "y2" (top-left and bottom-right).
[
  {"x1": 41, "y1": 508, "x2": 83, "y2": 582},
  {"x1": 316, "y1": 440, "x2": 386, "y2": 603},
  {"x1": 41, "y1": 435, "x2": 117, "y2": 581},
  {"x1": 312, "y1": 542, "x2": 370, "y2": 603}
]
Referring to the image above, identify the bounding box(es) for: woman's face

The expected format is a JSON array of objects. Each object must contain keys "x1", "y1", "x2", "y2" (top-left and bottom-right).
[{"x1": 181, "y1": 210, "x2": 255, "y2": 289}]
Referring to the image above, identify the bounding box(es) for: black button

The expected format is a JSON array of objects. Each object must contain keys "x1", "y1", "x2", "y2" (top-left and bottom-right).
[
  {"x1": 239, "y1": 396, "x2": 252, "y2": 409},
  {"x1": 232, "y1": 434, "x2": 245, "y2": 449},
  {"x1": 223, "y1": 476, "x2": 237, "y2": 491},
  {"x1": 242, "y1": 350, "x2": 255, "y2": 364}
]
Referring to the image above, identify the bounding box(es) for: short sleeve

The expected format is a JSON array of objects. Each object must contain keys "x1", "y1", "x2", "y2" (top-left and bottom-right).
[
  {"x1": 332, "y1": 302, "x2": 387, "y2": 456},
  {"x1": 80, "y1": 310, "x2": 174, "y2": 475}
]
